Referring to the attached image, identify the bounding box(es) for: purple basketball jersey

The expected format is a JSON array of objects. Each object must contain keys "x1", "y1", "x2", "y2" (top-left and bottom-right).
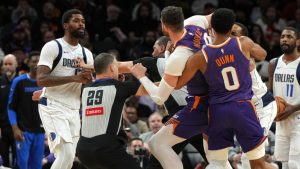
[
  {"x1": 203, "y1": 37, "x2": 253, "y2": 104},
  {"x1": 175, "y1": 25, "x2": 209, "y2": 96}
]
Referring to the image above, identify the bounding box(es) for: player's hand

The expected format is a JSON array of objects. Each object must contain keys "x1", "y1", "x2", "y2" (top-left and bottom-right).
[
  {"x1": 130, "y1": 63, "x2": 147, "y2": 79},
  {"x1": 12, "y1": 125, "x2": 24, "y2": 141},
  {"x1": 76, "y1": 71, "x2": 93, "y2": 84},
  {"x1": 276, "y1": 104, "x2": 297, "y2": 121},
  {"x1": 32, "y1": 90, "x2": 42, "y2": 101},
  {"x1": 74, "y1": 57, "x2": 86, "y2": 68}
]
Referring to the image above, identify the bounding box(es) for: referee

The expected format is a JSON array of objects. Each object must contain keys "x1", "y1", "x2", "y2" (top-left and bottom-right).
[
  {"x1": 76, "y1": 53, "x2": 147, "y2": 169},
  {"x1": 119, "y1": 36, "x2": 208, "y2": 169}
]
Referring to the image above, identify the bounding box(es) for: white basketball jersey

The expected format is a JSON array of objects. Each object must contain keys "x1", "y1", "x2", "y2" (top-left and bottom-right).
[
  {"x1": 251, "y1": 68, "x2": 268, "y2": 103},
  {"x1": 273, "y1": 55, "x2": 300, "y2": 105},
  {"x1": 39, "y1": 38, "x2": 94, "y2": 109}
]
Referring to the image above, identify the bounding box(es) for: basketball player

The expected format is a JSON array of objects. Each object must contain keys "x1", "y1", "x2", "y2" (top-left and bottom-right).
[
  {"x1": 174, "y1": 8, "x2": 276, "y2": 169},
  {"x1": 231, "y1": 22, "x2": 278, "y2": 169},
  {"x1": 37, "y1": 9, "x2": 94, "y2": 169},
  {"x1": 8, "y1": 52, "x2": 44, "y2": 169},
  {"x1": 130, "y1": 6, "x2": 212, "y2": 169},
  {"x1": 268, "y1": 27, "x2": 300, "y2": 169},
  {"x1": 76, "y1": 53, "x2": 146, "y2": 169}
]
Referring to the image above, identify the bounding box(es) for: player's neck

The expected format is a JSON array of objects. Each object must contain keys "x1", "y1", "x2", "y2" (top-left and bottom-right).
[
  {"x1": 96, "y1": 73, "x2": 113, "y2": 80},
  {"x1": 283, "y1": 50, "x2": 299, "y2": 63},
  {"x1": 28, "y1": 71, "x2": 37, "y2": 80},
  {"x1": 170, "y1": 29, "x2": 186, "y2": 46},
  {"x1": 63, "y1": 35, "x2": 79, "y2": 46},
  {"x1": 213, "y1": 34, "x2": 230, "y2": 45}
]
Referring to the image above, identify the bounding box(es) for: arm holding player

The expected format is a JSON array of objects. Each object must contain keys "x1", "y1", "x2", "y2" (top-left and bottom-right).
[{"x1": 130, "y1": 63, "x2": 176, "y2": 105}]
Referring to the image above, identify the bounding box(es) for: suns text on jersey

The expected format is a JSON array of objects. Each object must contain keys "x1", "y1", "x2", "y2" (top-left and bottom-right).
[{"x1": 274, "y1": 73, "x2": 294, "y2": 83}]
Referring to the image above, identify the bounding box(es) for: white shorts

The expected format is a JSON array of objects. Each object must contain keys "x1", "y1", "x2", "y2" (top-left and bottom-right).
[
  {"x1": 274, "y1": 111, "x2": 300, "y2": 161},
  {"x1": 38, "y1": 97, "x2": 81, "y2": 153},
  {"x1": 256, "y1": 100, "x2": 277, "y2": 136}
]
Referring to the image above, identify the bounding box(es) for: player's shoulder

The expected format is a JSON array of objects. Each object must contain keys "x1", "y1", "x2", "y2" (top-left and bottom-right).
[
  {"x1": 12, "y1": 74, "x2": 28, "y2": 85},
  {"x1": 43, "y1": 39, "x2": 60, "y2": 48}
]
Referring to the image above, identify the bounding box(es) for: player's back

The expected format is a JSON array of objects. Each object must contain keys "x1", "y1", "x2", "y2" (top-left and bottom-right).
[
  {"x1": 203, "y1": 37, "x2": 252, "y2": 104},
  {"x1": 273, "y1": 55, "x2": 300, "y2": 105},
  {"x1": 174, "y1": 24, "x2": 209, "y2": 96}
]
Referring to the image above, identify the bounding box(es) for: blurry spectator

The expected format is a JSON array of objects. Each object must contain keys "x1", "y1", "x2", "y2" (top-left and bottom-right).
[
  {"x1": 249, "y1": 24, "x2": 270, "y2": 58},
  {"x1": 127, "y1": 138, "x2": 150, "y2": 169},
  {"x1": 124, "y1": 105, "x2": 149, "y2": 134},
  {"x1": 281, "y1": 0, "x2": 299, "y2": 21},
  {"x1": 288, "y1": 8, "x2": 300, "y2": 31},
  {"x1": 139, "y1": 112, "x2": 163, "y2": 143},
  {"x1": 31, "y1": 21, "x2": 51, "y2": 50},
  {"x1": 126, "y1": 96, "x2": 153, "y2": 118},
  {"x1": 256, "y1": 5, "x2": 287, "y2": 41},
  {"x1": 11, "y1": 0, "x2": 38, "y2": 24},
  {"x1": 132, "y1": 0, "x2": 160, "y2": 21},
  {"x1": 191, "y1": 0, "x2": 218, "y2": 15},
  {"x1": 250, "y1": 0, "x2": 271, "y2": 23},
  {"x1": 96, "y1": 4, "x2": 128, "y2": 42},
  {"x1": 39, "y1": 1, "x2": 61, "y2": 36},
  {"x1": 17, "y1": 17, "x2": 32, "y2": 42},
  {"x1": 8, "y1": 52, "x2": 44, "y2": 169},
  {"x1": 3, "y1": 27, "x2": 31, "y2": 55},
  {"x1": 130, "y1": 2, "x2": 159, "y2": 38},
  {"x1": 0, "y1": 54, "x2": 18, "y2": 167},
  {"x1": 269, "y1": 29, "x2": 282, "y2": 60},
  {"x1": 42, "y1": 31, "x2": 56, "y2": 44},
  {"x1": 129, "y1": 30, "x2": 157, "y2": 60}
]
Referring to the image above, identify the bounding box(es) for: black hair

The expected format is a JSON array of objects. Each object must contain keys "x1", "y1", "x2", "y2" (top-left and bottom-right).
[
  {"x1": 283, "y1": 27, "x2": 299, "y2": 39},
  {"x1": 211, "y1": 8, "x2": 236, "y2": 34},
  {"x1": 94, "y1": 53, "x2": 115, "y2": 74},
  {"x1": 161, "y1": 6, "x2": 184, "y2": 33},
  {"x1": 234, "y1": 22, "x2": 248, "y2": 36},
  {"x1": 129, "y1": 137, "x2": 144, "y2": 145},
  {"x1": 28, "y1": 51, "x2": 40, "y2": 60},
  {"x1": 61, "y1": 9, "x2": 83, "y2": 27}
]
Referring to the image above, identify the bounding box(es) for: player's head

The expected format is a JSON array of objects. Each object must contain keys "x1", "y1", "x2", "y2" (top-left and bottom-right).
[
  {"x1": 152, "y1": 36, "x2": 170, "y2": 57},
  {"x1": 211, "y1": 8, "x2": 236, "y2": 35},
  {"x1": 160, "y1": 6, "x2": 184, "y2": 36},
  {"x1": 280, "y1": 27, "x2": 298, "y2": 55},
  {"x1": 2, "y1": 54, "x2": 18, "y2": 76},
  {"x1": 231, "y1": 22, "x2": 248, "y2": 37},
  {"x1": 61, "y1": 9, "x2": 85, "y2": 39},
  {"x1": 28, "y1": 51, "x2": 40, "y2": 72},
  {"x1": 94, "y1": 53, "x2": 119, "y2": 80}
]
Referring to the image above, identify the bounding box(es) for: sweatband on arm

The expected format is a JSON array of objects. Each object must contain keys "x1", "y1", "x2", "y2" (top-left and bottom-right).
[{"x1": 139, "y1": 77, "x2": 174, "y2": 105}]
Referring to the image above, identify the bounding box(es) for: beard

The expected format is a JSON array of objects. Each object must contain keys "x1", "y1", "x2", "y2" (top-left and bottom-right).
[
  {"x1": 70, "y1": 28, "x2": 85, "y2": 39},
  {"x1": 280, "y1": 43, "x2": 296, "y2": 54}
]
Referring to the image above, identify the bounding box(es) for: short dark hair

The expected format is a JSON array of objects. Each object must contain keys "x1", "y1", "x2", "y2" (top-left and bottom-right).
[
  {"x1": 156, "y1": 36, "x2": 170, "y2": 47},
  {"x1": 211, "y1": 8, "x2": 236, "y2": 34},
  {"x1": 28, "y1": 51, "x2": 40, "y2": 60},
  {"x1": 129, "y1": 137, "x2": 144, "y2": 145},
  {"x1": 283, "y1": 27, "x2": 299, "y2": 39},
  {"x1": 234, "y1": 22, "x2": 248, "y2": 36},
  {"x1": 61, "y1": 9, "x2": 83, "y2": 27},
  {"x1": 94, "y1": 53, "x2": 115, "y2": 74},
  {"x1": 161, "y1": 6, "x2": 184, "y2": 33}
]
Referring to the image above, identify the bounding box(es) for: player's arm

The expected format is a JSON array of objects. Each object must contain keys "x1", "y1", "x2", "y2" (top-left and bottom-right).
[
  {"x1": 37, "y1": 41, "x2": 92, "y2": 87},
  {"x1": 118, "y1": 57, "x2": 157, "y2": 74},
  {"x1": 7, "y1": 78, "x2": 24, "y2": 141},
  {"x1": 267, "y1": 58, "x2": 277, "y2": 92},
  {"x1": 239, "y1": 36, "x2": 267, "y2": 61},
  {"x1": 131, "y1": 48, "x2": 192, "y2": 105},
  {"x1": 176, "y1": 50, "x2": 204, "y2": 89},
  {"x1": 184, "y1": 14, "x2": 212, "y2": 29}
]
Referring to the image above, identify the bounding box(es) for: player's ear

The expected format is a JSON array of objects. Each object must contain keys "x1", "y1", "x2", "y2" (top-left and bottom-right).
[{"x1": 63, "y1": 23, "x2": 68, "y2": 30}]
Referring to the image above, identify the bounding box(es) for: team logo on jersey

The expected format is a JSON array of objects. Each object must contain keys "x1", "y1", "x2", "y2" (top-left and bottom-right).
[
  {"x1": 85, "y1": 107, "x2": 104, "y2": 116},
  {"x1": 49, "y1": 132, "x2": 56, "y2": 141},
  {"x1": 16, "y1": 142, "x2": 22, "y2": 149}
]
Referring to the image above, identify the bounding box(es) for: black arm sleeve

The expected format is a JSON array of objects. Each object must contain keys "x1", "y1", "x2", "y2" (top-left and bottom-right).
[{"x1": 133, "y1": 57, "x2": 161, "y2": 81}]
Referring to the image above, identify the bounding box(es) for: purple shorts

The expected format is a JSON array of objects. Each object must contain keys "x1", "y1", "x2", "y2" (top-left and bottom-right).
[
  {"x1": 165, "y1": 95, "x2": 209, "y2": 139},
  {"x1": 207, "y1": 101, "x2": 265, "y2": 152}
]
